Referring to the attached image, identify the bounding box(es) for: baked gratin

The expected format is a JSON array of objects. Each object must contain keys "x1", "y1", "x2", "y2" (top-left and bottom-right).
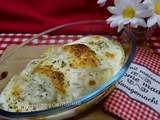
[{"x1": 0, "y1": 35, "x2": 125, "y2": 112}]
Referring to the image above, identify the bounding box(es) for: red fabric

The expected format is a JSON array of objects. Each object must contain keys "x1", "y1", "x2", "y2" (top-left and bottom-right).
[
  {"x1": 0, "y1": 0, "x2": 113, "y2": 33},
  {"x1": 0, "y1": 0, "x2": 160, "y2": 34}
]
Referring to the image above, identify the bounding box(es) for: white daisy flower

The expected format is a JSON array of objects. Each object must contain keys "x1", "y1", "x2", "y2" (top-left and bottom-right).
[
  {"x1": 97, "y1": 0, "x2": 107, "y2": 6},
  {"x1": 143, "y1": 0, "x2": 160, "y2": 27},
  {"x1": 107, "y1": 0, "x2": 151, "y2": 32}
]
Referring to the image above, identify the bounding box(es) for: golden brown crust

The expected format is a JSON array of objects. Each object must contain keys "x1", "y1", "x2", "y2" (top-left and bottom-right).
[
  {"x1": 33, "y1": 65, "x2": 53, "y2": 76},
  {"x1": 50, "y1": 71, "x2": 65, "y2": 93},
  {"x1": 63, "y1": 44, "x2": 99, "y2": 68},
  {"x1": 33, "y1": 66, "x2": 65, "y2": 93}
]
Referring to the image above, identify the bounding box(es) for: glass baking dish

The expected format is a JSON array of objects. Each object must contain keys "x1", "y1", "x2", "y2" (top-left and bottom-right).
[{"x1": 0, "y1": 20, "x2": 136, "y2": 120}]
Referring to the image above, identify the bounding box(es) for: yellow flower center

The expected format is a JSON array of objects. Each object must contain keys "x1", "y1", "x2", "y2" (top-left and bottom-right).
[
  {"x1": 155, "y1": 1, "x2": 160, "y2": 15},
  {"x1": 122, "y1": 7, "x2": 135, "y2": 19}
]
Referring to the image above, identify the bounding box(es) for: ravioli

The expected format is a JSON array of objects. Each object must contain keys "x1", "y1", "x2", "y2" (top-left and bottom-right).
[{"x1": 0, "y1": 35, "x2": 125, "y2": 112}]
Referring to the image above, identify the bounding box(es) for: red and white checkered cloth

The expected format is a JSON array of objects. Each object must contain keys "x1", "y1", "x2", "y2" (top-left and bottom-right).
[
  {"x1": 104, "y1": 48, "x2": 160, "y2": 120},
  {"x1": 0, "y1": 33, "x2": 159, "y2": 120},
  {"x1": 149, "y1": 36, "x2": 160, "y2": 55},
  {"x1": 0, "y1": 33, "x2": 83, "y2": 55},
  {"x1": 0, "y1": 33, "x2": 159, "y2": 56}
]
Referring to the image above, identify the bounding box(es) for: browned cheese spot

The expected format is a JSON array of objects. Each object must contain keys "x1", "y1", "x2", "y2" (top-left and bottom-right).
[
  {"x1": 33, "y1": 65, "x2": 65, "y2": 93},
  {"x1": 89, "y1": 80, "x2": 96, "y2": 86},
  {"x1": 63, "y1": 44, "x2": 99, "y2": 68}
]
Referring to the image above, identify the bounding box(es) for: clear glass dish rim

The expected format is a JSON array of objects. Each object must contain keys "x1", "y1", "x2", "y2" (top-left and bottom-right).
[{"x1": 0, "y1": 20, "x2": 136, "y2": 118}]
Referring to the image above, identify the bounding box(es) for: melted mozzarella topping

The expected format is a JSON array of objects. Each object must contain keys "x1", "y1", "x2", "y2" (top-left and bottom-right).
[{"x1": 0, "y1": 35, "x2": 125, "y2": 112}]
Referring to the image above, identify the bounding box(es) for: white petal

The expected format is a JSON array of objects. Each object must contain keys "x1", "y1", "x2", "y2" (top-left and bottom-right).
[
  {"x1": 118, "y1": 24, "x2": 124, "y2": 32},
  {"x1": 107, "y1": 17, "x2": 120, "y2": 27},
  {"x1": 110, "y1": 21, "x2": 117, "y2": 28},
  {"x1": 147, "y1": 15, "x2": 158, "y2": 27},
  {"x1": 130, "y1": 18, "x2": 147, "y2": 27},
  {"x1": 143, "y1": 0, "x2": 154, "y2": 9},
  {"x1": 97, "y1": 0, "x2": 106, "y2": 6},
  {"x1": 143, "y1": 0, "x2": 151, "y2": 7},
  {"x1": 107, "y1": 15, "x2": 121, "y2": 23},
  {"x1": 114, "y1": 0, "x2": 122, "y2": 6},
  {"x1": 134, "y1": 0, "x2": 142, "y2": 3},
  {"x1": 128, "y1": 0, "x2": 142, "y2": 7},
  {"x1": 123, "y1": 20, "x2": 130, "y2": 25},
  {"x1": 136, "y1": 9, "x2": 153, "y2": 18},
  {"x1": 114, "y1": 0, "x2": 125, "y2": 10},
  {"x1": 117, "y1": 17, "x2": 125, "y2": 25},
  {"x1": 107, "y1": 6, "x2": 121, "y2": 14},
  {"x1": 129, "y1": 19, "x2": 138, "y2": 27},
  {"x1": 156, "y1": 15, "x2": 160, "y2": 26},
  {"x1": 138, "y1": 19, "x2": 147, "y2": 27},
  {"x1": 107, "y1": 16, "x2": 116, "y2": 23}
]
